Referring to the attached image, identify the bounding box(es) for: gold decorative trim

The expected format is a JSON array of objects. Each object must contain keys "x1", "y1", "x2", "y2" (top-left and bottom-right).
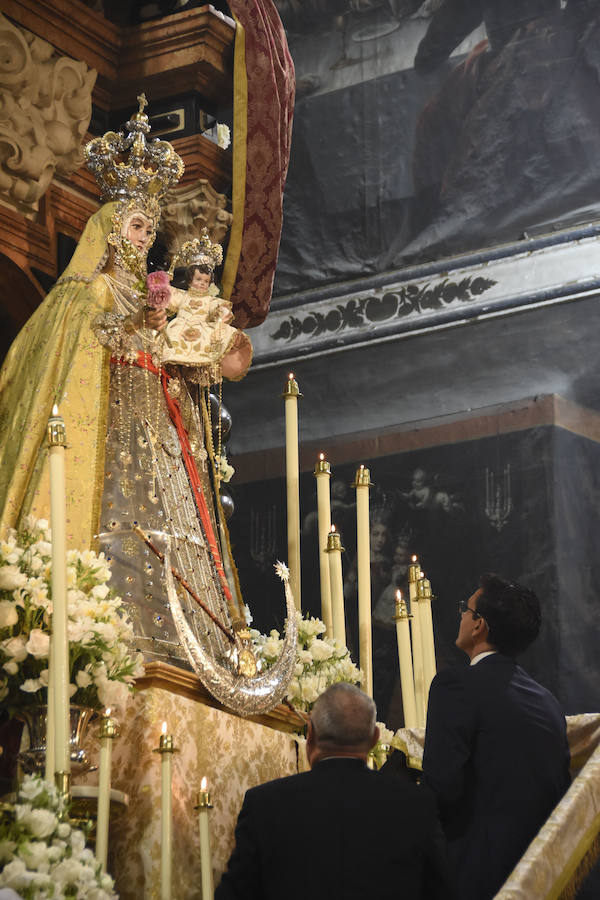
[
  {"x1": 221, "y1": 15, "x2": 247, "y2": 301},
  {"x1": 549, "y1": 813, "x2": 600, "y2": 899},
  {"x1": 135, "y1": 661, "x2": 302, "y2": 733}
]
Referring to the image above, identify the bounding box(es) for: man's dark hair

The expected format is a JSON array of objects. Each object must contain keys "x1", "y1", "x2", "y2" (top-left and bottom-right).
[{"x1": 476, "y1": 573, "x2": 541, "y2": 656}]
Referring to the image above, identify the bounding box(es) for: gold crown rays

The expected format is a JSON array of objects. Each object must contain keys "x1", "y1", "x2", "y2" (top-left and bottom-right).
[{"x1": 84, "y1": 94, "x2": 184, "y2": 214}]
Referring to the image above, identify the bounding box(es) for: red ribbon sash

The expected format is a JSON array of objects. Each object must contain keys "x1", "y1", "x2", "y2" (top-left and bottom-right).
[{"x1": 112, "y1": 352, "x2": 232, "y2": 604}]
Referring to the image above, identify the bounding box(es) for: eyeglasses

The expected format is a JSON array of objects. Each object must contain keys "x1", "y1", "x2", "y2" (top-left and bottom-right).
[{"x1": 458, "y1": 598, "x2": 481, "y2": 619}]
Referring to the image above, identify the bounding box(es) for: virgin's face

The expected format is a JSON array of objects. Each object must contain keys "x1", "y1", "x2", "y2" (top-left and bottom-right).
[
  {"x1": 123, "y1": 212, "x2": 154, "y2": 252},
  {"x1": 370, "y1": 523, "x2": 388, "y2": 553},
  {"x1": 190, "y1": 268, "x2": 211, "y2": 291}
]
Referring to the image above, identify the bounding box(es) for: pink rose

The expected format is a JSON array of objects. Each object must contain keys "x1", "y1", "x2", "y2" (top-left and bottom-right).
[{"x1": 146, "y1": 270, "x2": 171, "y2": 309}]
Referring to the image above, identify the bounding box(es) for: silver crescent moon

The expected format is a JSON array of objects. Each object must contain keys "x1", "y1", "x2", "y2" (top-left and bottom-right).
[{"x1": 164, "y1": 552, "x2": 298, "y2": 716}]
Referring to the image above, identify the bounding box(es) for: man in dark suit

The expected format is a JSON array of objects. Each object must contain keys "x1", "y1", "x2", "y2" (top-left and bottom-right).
[
  {"x1": 216, "y1": 682, "x2": 451, "y2": 900},
  {"x1": 423, "y1": 574, "x2": 571, "y2": 900}
]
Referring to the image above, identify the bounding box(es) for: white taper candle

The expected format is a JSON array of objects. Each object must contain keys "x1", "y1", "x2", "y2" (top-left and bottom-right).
[
  {"x1": 282, "y1": 374, "x2": 302, "y2": 610},
  {"x1": 48, "y1": 405, "x2": 70, "y2": 779}
]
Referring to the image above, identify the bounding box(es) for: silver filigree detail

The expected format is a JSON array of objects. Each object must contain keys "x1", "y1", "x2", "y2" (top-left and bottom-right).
[
  {"x1": 84, "y1": 93, "x2": 184, "y2": 207},
  {"x1": 164, "y1": 550, "x2": 298, "y2": 716},
  {"x1": 92, "y1": 312, "x2": 136, "y2": 355}
]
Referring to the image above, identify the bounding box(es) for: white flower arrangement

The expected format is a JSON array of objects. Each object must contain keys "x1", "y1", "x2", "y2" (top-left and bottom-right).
[
  {"x1": 216, "y1": 123, "x2": 231, "y2": 150},
  {"x1": 216, "y1": 454, "x2": 235, "y2": 484},
  {"x1": 368, "y1": 721, "x2": 395, "y2": 770},
  {"x1": 0, "y1": 774, "x2": 118, "y2": 899},
  {"x1": 251, "y1": 610, "x2": 363, "y2": 714},
  {"x1": 253, "y1": 611, "x2": 395, "y2": 767},
  {"x1": 0, "y1": 517, "x2": 144, "y2": 714}
]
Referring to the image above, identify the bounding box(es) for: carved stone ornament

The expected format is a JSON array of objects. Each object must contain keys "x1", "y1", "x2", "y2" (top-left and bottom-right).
[
  {"x1": 161, "y1": 178, "x2": 233, "y2": 255},
  {"x1": 0, "y1": 13, "x2": 96, "y2": 214}
]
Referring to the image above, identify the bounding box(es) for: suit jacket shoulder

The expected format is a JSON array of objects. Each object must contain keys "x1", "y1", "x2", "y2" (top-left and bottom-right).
[
  {"x1": 424, "y1": 654, "x2": 569, "y2": 827},
  {"x1": 216, "y1": 759, "x2": 451, "y2": 900}
]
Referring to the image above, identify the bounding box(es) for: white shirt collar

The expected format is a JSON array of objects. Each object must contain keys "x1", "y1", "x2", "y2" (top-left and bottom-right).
[{"x1": 470, "y1": 650, "x2": 497, "y2": 666}]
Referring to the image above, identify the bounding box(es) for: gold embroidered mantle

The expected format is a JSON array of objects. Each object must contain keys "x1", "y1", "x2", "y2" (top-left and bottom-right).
[{"x1": 0, "y1": 204, "x2": 119, "y2": 547}]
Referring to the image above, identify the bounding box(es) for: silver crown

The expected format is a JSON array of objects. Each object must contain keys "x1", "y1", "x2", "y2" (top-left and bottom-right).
[{"x1": 84, "y1": 93, "x2": 184, "y2": 213}]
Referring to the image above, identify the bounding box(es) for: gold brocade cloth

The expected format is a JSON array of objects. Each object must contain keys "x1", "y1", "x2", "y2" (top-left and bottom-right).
[
  {"x1": 0, "y1": 204, "x2": 117, "y2": 546},
  {"x1": 394, "y1": 714, "x2": 600, "y2": 899}
]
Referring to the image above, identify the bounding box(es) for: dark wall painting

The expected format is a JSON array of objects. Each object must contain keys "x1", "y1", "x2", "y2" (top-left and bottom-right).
[
  {"x1": 229, "y1": 422, "x2": 600, "y2": 729},
  {"x1": 273, "y1": 0, "x2": 600, "y2": 296}
]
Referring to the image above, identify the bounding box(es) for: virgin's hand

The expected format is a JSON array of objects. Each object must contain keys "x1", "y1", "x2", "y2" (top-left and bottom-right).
[
  {"x1": 145, "y1": 307, "x2": 167, "y2": 330},
  {"x1": 129, "y1": 308, "x2": 167, "y2": 331}
]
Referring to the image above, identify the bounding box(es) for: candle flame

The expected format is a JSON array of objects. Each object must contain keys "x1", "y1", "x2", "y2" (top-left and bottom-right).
[
  {"x1": 161, "y1": 721, "x2": 167, "y2": 735},
  {"x1": 319, "y1": 452, "x2": 324, "y2": 460},
  {"x1": 360, "y1": 464, "x2": 364, "y2": 470},
  {"x1": 420, "y1": 571, "x2": 424, "y2": 579},
  {"x1": 52, "y1": 403, "x2": 59, "y2": 416},
  {"x1": 201, "y1": 776, "x2": 208, "y2": 791},
  {"x1": 331, "y1": 524, "x2": 336, "y2": 533},
  {"x1": 411, "y1": 554, "x2": 417, "y2": 563},
  {"x1": 105, "y1": 708, "x2": 111, "y2": 717},
  {"x1": 288, "y1": 372, "x2": 294, "y2": 380},
  {"x1": 396, "y1": 589, "x2": 402, "y2": 601}
]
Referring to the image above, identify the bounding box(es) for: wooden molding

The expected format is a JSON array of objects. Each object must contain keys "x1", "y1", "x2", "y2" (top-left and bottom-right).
[
  {"x1": 116, "y1": 8, "x2": 234, "y2": 107},
  {"x1": 3, "y1": 0, "x2": 119, "y2": 81},
  {"x1": 0, "y1": 176, "x2": 99, "y2": 283},
  {"x1": 0, "y1": 3, "x2": 234, "y2": 325},
  {"x1": 0, "y1": 201, "x2": 54, "y2": 276},
  {"x1": 173, "y1": 134, "x2": 232, "y2": 193},
  {"x1": 4, "y1": 1, "x2": 234, "y2": 112},
  {"x1": 232, "y1": 394, "x2": 600, "y2": 483}
]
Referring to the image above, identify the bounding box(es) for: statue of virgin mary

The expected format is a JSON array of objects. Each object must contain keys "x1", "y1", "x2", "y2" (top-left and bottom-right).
[
  {"x1": 0, "y1": 98, "x2": 299, "y2": 712},
  {"x1": 0, "y1": 96, "x2": 299, "y2": 714}
]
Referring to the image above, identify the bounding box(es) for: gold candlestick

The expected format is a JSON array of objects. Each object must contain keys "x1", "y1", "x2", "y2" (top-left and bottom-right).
[
  {"x1": 158, "y1": 732, "x2": 175, "y2": 751},
  {"x1": 154, "y1": 723, "x2": 179, "y2": 900},
  {"x1": 194, "y1": 777, "x2": 214, "y2": 900},
  {"x1": 394, "y1": 591, "x2": 418, "y2": 728},
  {"x1": 352, "y1": 465, "x2": 374, "y2": 697},
  {"x1": 326, "y1": 527, "x2": 346, "y2": 648},
  {"x1": 96, "y1": 710, "x2": 119, "y2": 872},
  {"x1": 47, "y1": 409, "x2": 67, "y2": 447},
  {"x1": 196, "y1": 786, "x2": 213, "y2": 809},
  {"x1": 314, "y1": 456, "x2": 331, "y2": 475},
  {"x1": 282, "y1": 374, "x2": 303, "y2": 610},
  {"x1": 54, "y1": 771, "x2": 71, "y2": 808},
  {"x1": 314, "y1": 454, "x2": 333, "y2": 637}
]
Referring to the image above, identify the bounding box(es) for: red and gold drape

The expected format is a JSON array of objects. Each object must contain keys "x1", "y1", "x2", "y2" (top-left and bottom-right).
[{"x1": 222, "y1": 0, "x2": 295, "y2": 329}]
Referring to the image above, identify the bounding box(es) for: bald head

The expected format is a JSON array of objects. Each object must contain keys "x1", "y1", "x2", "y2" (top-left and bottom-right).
[{"x1": 308, "y1": 684, "x2": 378, "y2": 764}]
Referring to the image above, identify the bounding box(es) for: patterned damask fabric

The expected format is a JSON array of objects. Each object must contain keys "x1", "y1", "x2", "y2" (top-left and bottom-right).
[
  {"x1": 81, "y1": 686, "x2": 298, "y2": 899},
  {"x1": 224, "y1": 0, "x2": 295, "y2": 329}
]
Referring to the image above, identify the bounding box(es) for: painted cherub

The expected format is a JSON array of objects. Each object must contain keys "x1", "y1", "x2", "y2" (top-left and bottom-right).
[{"x1": 161, "y1": 231, "x2": 252, "y2": 380}]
